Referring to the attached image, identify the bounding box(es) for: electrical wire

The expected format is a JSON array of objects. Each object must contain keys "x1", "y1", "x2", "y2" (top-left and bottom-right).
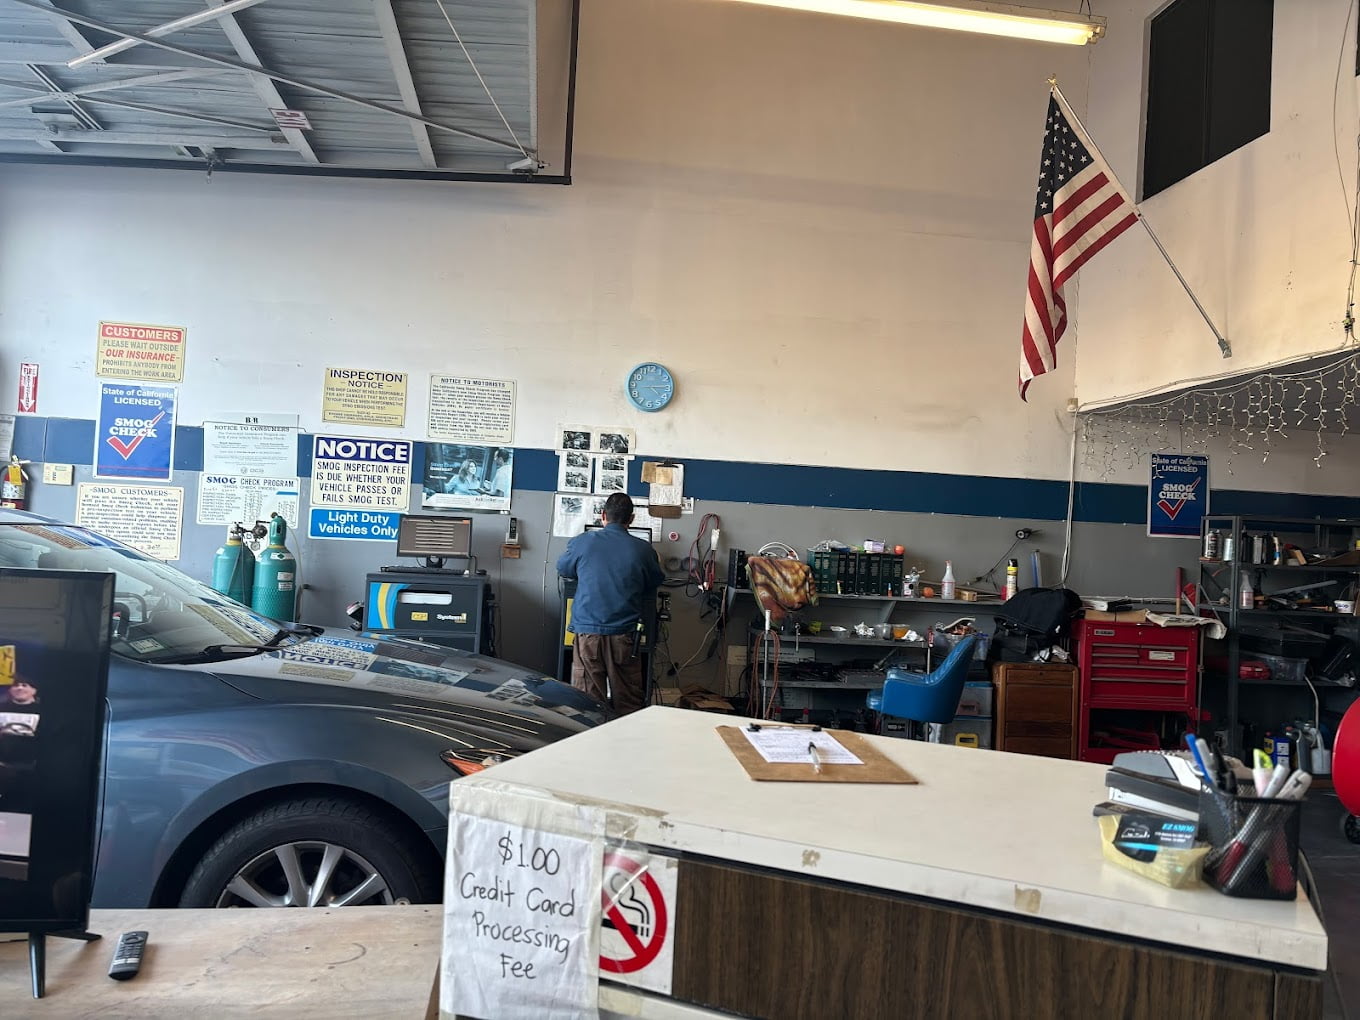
[
  {"x1": 1060, "y1": 413, "x2": 1078, "y2": 585},
  {"x1": 685, "y1": 514, "x2": 721, "y2": 597}
]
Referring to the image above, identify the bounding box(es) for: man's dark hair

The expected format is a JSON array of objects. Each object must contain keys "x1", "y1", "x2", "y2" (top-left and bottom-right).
[
  {"x1": 603, "y1": 492, "x2": 634, "y2": 524},
  {"x1": 494, "y1": 449, "x2": 509, "y2": 465}
]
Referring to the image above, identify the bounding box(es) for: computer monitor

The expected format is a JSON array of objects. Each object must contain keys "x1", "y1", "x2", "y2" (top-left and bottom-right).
[
  {"x1": 396, "y1": 514, "x2": 473, "y2": 568},
  {"x1": 584, "y1": 523, "x2": 653, "y2": 543},
  {"x1": 1, "y1": 568, "x2": 113, "y2": 967}
]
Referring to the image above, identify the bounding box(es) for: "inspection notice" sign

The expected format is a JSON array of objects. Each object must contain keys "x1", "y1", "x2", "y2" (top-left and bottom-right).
[{"x1": 96, "y1": 320, "x2": 187, "y2": 383}]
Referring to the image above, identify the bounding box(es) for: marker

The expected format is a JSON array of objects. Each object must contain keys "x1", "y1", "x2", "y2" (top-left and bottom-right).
[
  {"x1": 808, "y1": 742, "x2": 823, "y2": 774},
  {"x1": 1252, "y1": 749, "x2": 1272, "y2": 797}
]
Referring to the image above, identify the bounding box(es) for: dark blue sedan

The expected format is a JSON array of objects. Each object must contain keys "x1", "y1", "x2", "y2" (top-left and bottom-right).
[{"x1": 0, "y1": 509, "x2": 606, "y2": 908}]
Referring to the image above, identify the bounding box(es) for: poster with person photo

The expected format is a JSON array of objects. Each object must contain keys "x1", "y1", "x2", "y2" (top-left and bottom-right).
[{"x1": 422, "y1": 443, "x2": 514, "y2": 512}]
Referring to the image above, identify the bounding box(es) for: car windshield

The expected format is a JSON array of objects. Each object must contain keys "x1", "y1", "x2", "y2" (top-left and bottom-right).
[{"x1": 0, "y1": 522, "x2": 297, "y2": 664}]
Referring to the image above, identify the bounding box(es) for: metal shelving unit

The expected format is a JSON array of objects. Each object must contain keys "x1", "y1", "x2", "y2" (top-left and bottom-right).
[
  {"x1": 729, "y1": 589, "x2": 1009, "y2": 721},
  {"x1": 1199, "y1": 513, "x2": 1360, "y2": 757}
]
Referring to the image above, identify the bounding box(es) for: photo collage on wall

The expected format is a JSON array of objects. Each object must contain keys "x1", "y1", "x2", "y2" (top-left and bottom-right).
[{"x1": 551, "y1": 424, "x2": 659, "y2": 539}]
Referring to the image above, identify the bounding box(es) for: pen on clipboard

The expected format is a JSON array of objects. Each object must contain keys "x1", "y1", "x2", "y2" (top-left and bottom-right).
[{"x1": 808, "y1": 742, "x2": 823, "y2": 774}]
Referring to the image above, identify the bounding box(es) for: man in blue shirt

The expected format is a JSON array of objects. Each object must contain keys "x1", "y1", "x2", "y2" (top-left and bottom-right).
[{"x1": 556, "y1": 493, "x2": 665, "y2": 715}]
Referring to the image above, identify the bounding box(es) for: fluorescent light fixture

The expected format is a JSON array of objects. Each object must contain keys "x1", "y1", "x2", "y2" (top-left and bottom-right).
[{"x1": 718, "y1": 0, "x2": 1105, "y2": 45}]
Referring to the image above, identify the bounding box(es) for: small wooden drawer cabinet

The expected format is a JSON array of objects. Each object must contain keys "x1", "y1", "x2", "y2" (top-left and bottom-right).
[{"x1": 992, "y1": 662, "x2": 1079, "y2": 759}]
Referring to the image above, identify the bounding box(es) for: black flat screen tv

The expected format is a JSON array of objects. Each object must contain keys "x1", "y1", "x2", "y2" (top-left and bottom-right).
[{"x1": 0, "y1": 568, "x2": 113, "y2": 936}]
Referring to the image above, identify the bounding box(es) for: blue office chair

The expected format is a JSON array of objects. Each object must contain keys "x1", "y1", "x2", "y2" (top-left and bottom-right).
[{"x1": 866, "y1": 634, "x2": 978, "y2": 738}]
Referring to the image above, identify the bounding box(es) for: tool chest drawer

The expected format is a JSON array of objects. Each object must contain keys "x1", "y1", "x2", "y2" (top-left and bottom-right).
[{"x1": 1075, "y1": 619, "x2": 1198, "y2": 705}]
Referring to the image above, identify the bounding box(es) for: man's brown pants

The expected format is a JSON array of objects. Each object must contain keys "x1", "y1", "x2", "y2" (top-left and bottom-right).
[{"x1": 570, "y1": 632, "x2": 645, "y2": 715}]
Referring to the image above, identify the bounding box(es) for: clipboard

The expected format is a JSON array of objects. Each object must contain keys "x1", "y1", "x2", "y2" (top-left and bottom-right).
[{"x1": 716, "y1": 725, "x2": 918, "y2": 784}]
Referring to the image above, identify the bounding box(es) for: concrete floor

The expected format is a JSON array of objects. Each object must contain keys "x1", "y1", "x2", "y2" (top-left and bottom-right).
[{"x1": 1305, "y1": 791, "x2": 1358, "y2": 1018}]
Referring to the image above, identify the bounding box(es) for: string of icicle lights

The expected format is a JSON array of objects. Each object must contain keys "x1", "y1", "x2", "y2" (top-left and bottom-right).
[{"x1": 1079, "y1": 346, "x2": 1360, "y2": 479}]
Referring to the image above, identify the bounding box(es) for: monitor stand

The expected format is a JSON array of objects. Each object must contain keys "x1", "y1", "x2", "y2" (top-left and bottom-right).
[{"x1": 29, "y1": 929, "x2": 102, "y2": 998}]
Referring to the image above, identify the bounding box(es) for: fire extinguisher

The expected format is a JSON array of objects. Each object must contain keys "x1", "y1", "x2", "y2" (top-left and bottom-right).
[{"x1": 1, "y1": 456, "x2": 29, "y2": 510}]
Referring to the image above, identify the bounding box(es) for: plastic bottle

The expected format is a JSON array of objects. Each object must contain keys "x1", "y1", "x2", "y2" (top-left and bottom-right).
[
  {"x1": 1238, "y1": 570, "x2": 1254, "y2": 610},
  {"x1": 941, "y1": 561, "x2": 956, "y2": 600},
  {"x1": 1004, "y1": 559, "x2": 1019, "y2": 601}
]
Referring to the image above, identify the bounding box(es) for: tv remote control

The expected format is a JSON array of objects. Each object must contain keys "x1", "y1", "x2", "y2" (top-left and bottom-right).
[{"x1": 108, "y1": 930, "x2": 148, "y2": 981}]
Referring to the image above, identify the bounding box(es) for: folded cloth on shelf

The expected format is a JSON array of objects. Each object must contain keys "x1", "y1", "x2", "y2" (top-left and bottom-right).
[{"x1": 1143, "y1": 612, "x2": 1227, "y2": 640}]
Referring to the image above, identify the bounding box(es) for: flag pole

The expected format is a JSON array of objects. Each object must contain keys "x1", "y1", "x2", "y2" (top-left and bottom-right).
[{"x1": 1050, "y1": 80, "x2": 1232, "y2": 359}]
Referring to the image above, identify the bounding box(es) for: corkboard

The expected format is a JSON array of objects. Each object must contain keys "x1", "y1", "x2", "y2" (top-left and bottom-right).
[{"x1": 716, "y1": 725, "x2": 918, "y2": 784}]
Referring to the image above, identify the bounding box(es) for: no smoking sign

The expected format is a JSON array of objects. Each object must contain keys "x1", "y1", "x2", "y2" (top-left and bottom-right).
[{"x1": 599, "y1": 849, "x2": 677, "y2": 995}]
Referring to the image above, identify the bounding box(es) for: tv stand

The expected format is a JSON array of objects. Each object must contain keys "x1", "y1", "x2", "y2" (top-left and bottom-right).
[{"x1": 29, "y1": 929, "x2": 101, "y2": 998}]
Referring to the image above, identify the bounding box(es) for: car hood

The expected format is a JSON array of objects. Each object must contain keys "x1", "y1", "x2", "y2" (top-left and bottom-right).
[{"x1": 206, "y1": 630, "x2": 607, "y2": 748}]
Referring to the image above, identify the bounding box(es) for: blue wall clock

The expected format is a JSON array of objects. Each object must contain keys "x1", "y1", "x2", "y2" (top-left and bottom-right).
[{"x1": 626, "y1": 362, "x2": 676, "y2": 412}]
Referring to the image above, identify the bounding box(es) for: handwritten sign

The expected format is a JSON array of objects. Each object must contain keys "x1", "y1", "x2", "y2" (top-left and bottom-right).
[{"x1": 444, "y1": 813, "x2": 599, "y2": 1020}]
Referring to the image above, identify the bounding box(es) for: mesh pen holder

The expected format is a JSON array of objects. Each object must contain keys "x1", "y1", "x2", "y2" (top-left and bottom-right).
[{"x1": 1197, "y1": 788, "x2": 1302, "y2": 900}]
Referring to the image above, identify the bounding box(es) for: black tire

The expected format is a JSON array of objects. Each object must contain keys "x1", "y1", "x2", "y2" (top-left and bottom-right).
[
  {"x1": 1344, "y1": 813, "x2": 1360, "y2": 846},
  {"x1": 178, "y1": 795, "x2": 439, "y2": 908}
]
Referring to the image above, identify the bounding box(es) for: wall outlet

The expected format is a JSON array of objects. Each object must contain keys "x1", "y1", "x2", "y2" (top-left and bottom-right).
[
  {"x1": 42, "y1": 463, "x2": 73, "y2": 485},
  {"x1": 681, "y1": 497, "x2": 695, "y2": 514}
]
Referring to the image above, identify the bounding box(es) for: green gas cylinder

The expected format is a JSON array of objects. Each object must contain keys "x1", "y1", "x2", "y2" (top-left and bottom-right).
[
  {"x1": 211, "y1": 524, "x2": 255, "y2": 605},
  {"x1": 252, "y1": 514, "x2": 297, "y2": 621}
]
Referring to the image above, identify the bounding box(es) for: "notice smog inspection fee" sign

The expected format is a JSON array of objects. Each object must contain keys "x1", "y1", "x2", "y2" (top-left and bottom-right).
[
  {"x1": 96, "y1": 321, "x2": 187, "y2": 383},
  {"x1": 307, "y1": 434, "x2": 411, "y2": 542}
]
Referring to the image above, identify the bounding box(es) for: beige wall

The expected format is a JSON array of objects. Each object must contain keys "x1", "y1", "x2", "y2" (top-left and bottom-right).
[
  {"x1": 0, "y1": 0, "x2": 1093, "y2": 481},
  {"x1": 1074, "y1": 0, "x2": 1358, "y2": 407}
]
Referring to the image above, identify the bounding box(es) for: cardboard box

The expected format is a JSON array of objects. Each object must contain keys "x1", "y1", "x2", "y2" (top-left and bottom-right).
[
  {"x1": 1083, "y1": 609, "x2": 1149, "y2": 624},
  {"x1": 676, "y1": 684, "x2": 734, "y2": 713}
]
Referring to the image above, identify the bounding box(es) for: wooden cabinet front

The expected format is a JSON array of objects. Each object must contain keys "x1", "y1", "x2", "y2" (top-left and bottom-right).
[{"x1": 993, "y1": 662, "x2": 1078, "y2": 759}]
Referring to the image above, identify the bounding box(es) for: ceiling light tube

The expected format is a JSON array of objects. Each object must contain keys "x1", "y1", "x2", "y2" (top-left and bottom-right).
[
  {"x1": 717, "y1": 0, "x2": 1105, "y2": 45},
  {"x1": 67, "y1": 0, "x2": 272, "y2": 69}
]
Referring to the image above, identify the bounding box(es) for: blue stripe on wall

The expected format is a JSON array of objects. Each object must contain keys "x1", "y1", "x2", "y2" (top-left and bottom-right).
[{"x1": 12, "y1": 415, "x2": 1354, "y2": 526}]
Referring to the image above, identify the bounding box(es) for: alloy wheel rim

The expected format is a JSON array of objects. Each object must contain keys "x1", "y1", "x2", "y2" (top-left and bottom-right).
[{"x1": 216, "y1": 840, "x2": 396, "y2": 908}]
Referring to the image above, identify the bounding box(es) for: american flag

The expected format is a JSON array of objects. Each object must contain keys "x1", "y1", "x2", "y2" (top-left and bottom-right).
[{"x1": 1020, "y1": 93, "x2": 1138, "y2": 400}]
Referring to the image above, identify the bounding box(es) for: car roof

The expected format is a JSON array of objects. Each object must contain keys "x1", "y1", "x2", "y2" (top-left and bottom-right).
[{"x1": 0, "y1": 508, "x2": 56, "y2": 525}]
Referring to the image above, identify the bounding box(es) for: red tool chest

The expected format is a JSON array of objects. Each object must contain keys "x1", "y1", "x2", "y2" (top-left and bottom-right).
[{"x1": 1075, "y1": 619, "x2": 1200, "y2": 764}]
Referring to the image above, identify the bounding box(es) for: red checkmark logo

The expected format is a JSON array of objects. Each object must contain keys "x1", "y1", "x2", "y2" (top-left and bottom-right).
[
  {"x1": 1155, "y1": 475, "x2": 1201, "y2": 520},
  {"x1": 106, "y1": 411, "x2": 164, "y2": 460}
]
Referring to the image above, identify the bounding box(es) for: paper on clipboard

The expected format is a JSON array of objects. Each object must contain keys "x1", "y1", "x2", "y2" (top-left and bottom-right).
[{"x1": 741, "y1": 728, "x2": 863, "y2": 765}]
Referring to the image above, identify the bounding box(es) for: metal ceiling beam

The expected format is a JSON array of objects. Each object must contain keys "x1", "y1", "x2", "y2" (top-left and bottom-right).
[
  {"x1": 201, "y1": 0, "x2": 317, "y2": 164},
  {"x1": 0, "y1": 127, "x2": 291, "y2": 148},
  {"x1": 0, "y1": 43, "x2": 214, "y2": 71},
  {"x1": 4, "y1": 1, "x2": 527, "y2": 155},
  {"x1": 56, "y1": 94, "x2": 275, "y2": 133},
  {"x1": 29, "y1": 0, "x2": 95, "y2": 57},
  {"x1": 0, "y1": 68, "x2": 232, "y2": 102},
  {"x1": 25, "y1": 62, "x2": 98, "y2": 130},
  {"x1": 371, "y1": 0, "x2": 436, "y2": 170},
  {"x1": 68, "y1": 0, "x2": 272, "y2": 70}
]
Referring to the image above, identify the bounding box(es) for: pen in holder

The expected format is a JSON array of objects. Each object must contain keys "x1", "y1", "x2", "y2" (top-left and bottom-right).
[{"x1": 1197, "y1": 788, "x2": 1302, "y2": 900}]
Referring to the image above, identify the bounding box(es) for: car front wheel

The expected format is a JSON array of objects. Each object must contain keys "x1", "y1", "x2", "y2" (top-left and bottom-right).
[{"x1": 179, "y1": 795, "x2": 438, "y2": 908}]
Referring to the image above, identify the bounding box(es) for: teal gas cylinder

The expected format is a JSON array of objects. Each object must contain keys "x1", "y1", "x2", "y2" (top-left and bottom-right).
[
  {"x1": 252, "y1": 514, "x2": 297, "y2": 621},
  {"x1": 210, "y1": 524, "x2": 255, "y2": 605}
]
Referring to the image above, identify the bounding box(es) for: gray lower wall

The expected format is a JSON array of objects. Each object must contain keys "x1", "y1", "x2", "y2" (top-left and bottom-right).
[{"x1": 24, "y1": 467, "x2": 1200, "y2": 687}]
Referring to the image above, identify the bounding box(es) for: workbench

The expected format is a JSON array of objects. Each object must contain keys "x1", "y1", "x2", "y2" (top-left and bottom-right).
[{"x1": 450, "y1": 705, "x2": 1329, "y2": 1019}]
